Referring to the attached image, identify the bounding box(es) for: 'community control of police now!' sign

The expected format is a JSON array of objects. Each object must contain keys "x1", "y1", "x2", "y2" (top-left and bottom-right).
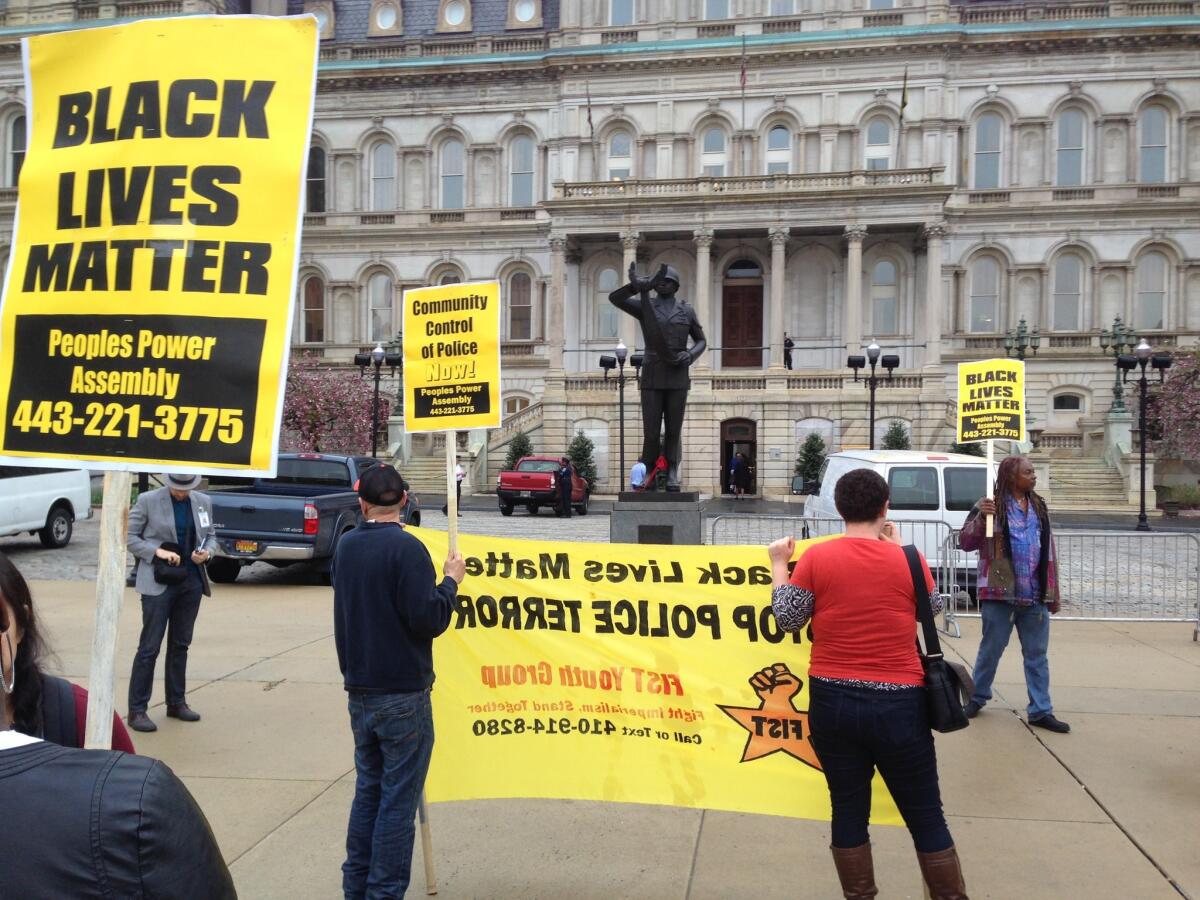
[
  {"x1": 956, "y1": 357, "x2": 1026, "y2": 443},
  {"x1": 402, "y1": 281, "x2": 501, "y2": 433},
  {"x1": 0, "y1": 16, "x2": 318, "y2": 475}
]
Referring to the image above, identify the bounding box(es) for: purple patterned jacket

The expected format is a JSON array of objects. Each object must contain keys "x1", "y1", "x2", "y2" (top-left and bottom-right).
[{"x1": 958, "y1": 498, "x2": 1060, "y2": 607}]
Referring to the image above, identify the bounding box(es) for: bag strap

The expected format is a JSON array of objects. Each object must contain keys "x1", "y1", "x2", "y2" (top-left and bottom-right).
[
  {"x1": 39, "y1": 674, "x2": 81, "y2": 748},
  {"x1": 903, "y1": 544, "x2": 944, "y2": 659}
]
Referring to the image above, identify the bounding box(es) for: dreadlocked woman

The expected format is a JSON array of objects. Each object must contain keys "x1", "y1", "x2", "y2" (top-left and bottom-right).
[{"x1": 958, "y1": 456, "x2": 1069, "y2": 733}]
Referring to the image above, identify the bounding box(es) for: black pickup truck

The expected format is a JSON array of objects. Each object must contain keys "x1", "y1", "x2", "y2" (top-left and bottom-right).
[{"x1": 206, "y1": 453, "x2": 420, "y2": 583}]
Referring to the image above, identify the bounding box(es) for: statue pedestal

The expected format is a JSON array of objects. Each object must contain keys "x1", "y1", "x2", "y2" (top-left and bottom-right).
[{"x1": 611, "y1": 493, "x2": 702, "y2": 545}]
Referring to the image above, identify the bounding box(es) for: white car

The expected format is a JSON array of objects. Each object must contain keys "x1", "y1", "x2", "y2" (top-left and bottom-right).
[{"x1": 0, "y1": 466, "x2": 93, "y2": 548}]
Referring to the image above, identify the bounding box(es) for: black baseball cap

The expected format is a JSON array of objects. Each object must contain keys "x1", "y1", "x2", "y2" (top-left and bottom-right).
[{"x1": 356, "y1": 464, "x2": 408, "y2": 506}]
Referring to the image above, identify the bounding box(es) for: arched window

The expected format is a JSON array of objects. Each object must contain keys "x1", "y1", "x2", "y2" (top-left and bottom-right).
[
  {"x1": 504, "y1": 395, "x2": 531, "y2": 416},
  {"x1": 1135, "y1": 251, "x2": 1167, "y2": 331},
  {"x1": 1052, "y1": 255, "x2": 1083, "y2": 331},
  {"x1": 301, "y1": 275, "x2": 325, "y2": 342},
  {"x1": 510, "y1": 135, "x2": 535, "y2": 206},
  {"x1": 871, "y1": 260, "x2": 898, "y2": 335},
  {"x1": 1053, "y1": 394, "x2": 1083, "y2": 412},
  {"x1": 969, "y1": 257, "x2": 1000, "y2": 333},
  {"x1": 701, "y1": 127, "x2": 726, "y2": 177},
  {"x1": 974, "y1": 113, "x2": 1002, "y2": 189},
  {"x1": 1139, "y1": 106, "x2": 1168, "y2": 183},
  {"x1": 607, "y1": 131, "x2": 632, "y2": 180},
  {"x1": 369, "y1": 141, "x2": 394, "y2": 211},
  {"x1": 508, "y1": 271, "x2": 532, "y2": 340},
  {"x1": 306, "y1": 146, "x2": 326, "y2": 213},
  {"x1": 437, "y1": 269, "x2": 463, "y2": 285},
  {"x1": 864, "y1": 118, "x2": 891, "y2": 170},
  {"x1": 609, "y1": 0, "x2": 633, "y2": 25},
  {"x1": 1056, "y1": 109, "x2": 1086, "y2": 186},
  {"x1": 9, "y1": 115, "x2": 26, "y2": 187},
  {"x1": 705, "y1": 0, "x2": 729, "y2": 18},
  {"x1": 765, "y1": 125, "x2": 790, "y2": 175},
  {"x1": 440, "y1": 138, "x2": 465, "y2": 209},
  {"x1": 368, "y1": 272, "x2": 393, "y2": 341},
  {"x1": 596, "y1": 266, "x2": 620, "y2": 339}
]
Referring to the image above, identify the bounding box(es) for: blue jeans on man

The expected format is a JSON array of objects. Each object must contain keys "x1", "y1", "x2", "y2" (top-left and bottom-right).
[
  {"x1": 970, "y1": 600, "x2": 1053, "y2": 719},
  {"x1": 128, "y1": 575, "x2": 203, "y2": 713},
  {"x1": 343, "y1": 690, "x2": 435, "y2": 900}
]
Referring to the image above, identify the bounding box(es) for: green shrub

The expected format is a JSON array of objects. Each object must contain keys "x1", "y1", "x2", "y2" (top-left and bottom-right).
[
  {"x1": 567, "y1": 431, "x2": 598, "y2": 493},
  {"x1": 504, "y1": 430, "x2": 534, "y2": 470},
  {"x1": 795, "y1": 433, "x2": 827, "y2": 484},
  {"x1": 882, "y1": 421, "x2": 911, "y2": 450},
  {"x1": 949, "y1": 441, "x2": 985, "y2": 457}
]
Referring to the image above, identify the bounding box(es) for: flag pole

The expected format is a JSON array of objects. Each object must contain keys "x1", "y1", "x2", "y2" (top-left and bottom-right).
[{"x1": 896, "y1": 65, "x2": 908, "y2": 169}]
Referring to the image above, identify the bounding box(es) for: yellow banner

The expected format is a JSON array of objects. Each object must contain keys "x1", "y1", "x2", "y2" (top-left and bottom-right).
[
  {"x1": 0, "y1": 16, "x2": 317, "y2": 475},
  {"x1": 957, "y1": 357, "x2": 1025, "y2": 443},
  {"x1": 402, "y1": 280, "x2": 501, "y2": 433},
  {"x1": 414, "y1": 528, "x2": 902, "y2": 824}
]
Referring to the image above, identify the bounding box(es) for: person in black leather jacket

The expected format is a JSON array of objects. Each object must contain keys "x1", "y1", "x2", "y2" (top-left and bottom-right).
[{"x1": 1, "y1": 600, "x2": 236, "y2": 898}]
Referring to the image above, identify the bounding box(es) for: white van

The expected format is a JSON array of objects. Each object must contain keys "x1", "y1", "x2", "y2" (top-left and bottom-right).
[
  {"x1": 803, "y1": 450, "x2": 988, "y2": 590},
  {"x1": 0, "y1": 466, "x2": 93, "y2": 548}
]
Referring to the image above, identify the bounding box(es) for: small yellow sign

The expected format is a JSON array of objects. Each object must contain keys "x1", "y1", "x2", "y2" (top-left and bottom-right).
[
  {"x1": 957, "y1": 357, "x2": 1025, "y2": 443},
  {"x1": 0, "y1": 16, "x2": 318, "y2": 475},
  {"x1": 402, "y1": 280, "x2": 501, "y2": 433}
]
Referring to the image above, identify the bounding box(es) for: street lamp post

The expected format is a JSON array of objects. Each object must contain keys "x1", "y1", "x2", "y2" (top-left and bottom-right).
[
  {"x1": 601, "y1": 341, "x2": 634, "y2": 488},
  {"x1": 847, "y1": 342, "x2": 900, "y2": 450},
  {"x1": 1099, "y1": 316, "x2": 1135, "y2": 413},
  {"x1": 1118, "y1": 339, "x2": 1172, "y2": 531},
  {"x1": 1004, "y1": 316, "x2": 1041, "y2": 361},
  {"x1": 354, "y1": 343, "x2": 402, "y2": 457}
]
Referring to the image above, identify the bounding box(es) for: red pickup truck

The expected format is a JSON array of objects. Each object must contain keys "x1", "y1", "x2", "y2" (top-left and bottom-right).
[{"x1": 497, "y1": 456, "x2": 589, "y2": 516}]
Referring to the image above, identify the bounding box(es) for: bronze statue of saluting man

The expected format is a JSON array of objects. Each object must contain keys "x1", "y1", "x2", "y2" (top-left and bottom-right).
[{"x1": 608, "y1": 263, "x2": 707, "y2": 492}]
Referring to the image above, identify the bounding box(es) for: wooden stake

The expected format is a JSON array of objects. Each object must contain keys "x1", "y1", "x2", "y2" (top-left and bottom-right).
[
  {"x1": 445, "y1": 437, "x2": 458, "y2": 554},
  {"x1": 84, "y1": 470, "x2": 132, "y2": 750},
  {"x1": 985, "y1": 440, "x2": 995, "y2": 539},
  {"x1": 418, "y1": 792, "x2": 437, "y2": 894}
]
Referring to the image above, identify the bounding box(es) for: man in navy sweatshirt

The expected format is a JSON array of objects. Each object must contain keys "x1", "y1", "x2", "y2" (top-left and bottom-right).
[{"x1": 333, "y1": 464, "x2": 466, "y2": 899}]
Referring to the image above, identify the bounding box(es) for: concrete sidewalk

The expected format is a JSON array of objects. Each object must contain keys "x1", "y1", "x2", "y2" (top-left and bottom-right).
[{"x1": 32, "y1": 579, "x2": 1198, "y2": 899}]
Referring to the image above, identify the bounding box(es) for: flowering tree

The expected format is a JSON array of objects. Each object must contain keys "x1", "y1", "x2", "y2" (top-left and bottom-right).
[
  {"x1": 280, "y1": 354, "x2": 390, "y2": 455},
  {"x1": 1152, "y1": 350, "x2": 1200, "y2": 460}
]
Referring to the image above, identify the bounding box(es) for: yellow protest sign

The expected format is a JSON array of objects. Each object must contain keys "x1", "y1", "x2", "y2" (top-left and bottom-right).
[
  {"x1": 413, "y1": 528, "x2": 902, "y2": 824},
  {"x1": 957, "y1": 358, "x2": 1025, "y2": 443},
  {"x1": 0, "y1": 16, "x2": 317, "y2": 475},
  {"x1": 402, "y1": 281, "x2": 501, "y2": 433}
]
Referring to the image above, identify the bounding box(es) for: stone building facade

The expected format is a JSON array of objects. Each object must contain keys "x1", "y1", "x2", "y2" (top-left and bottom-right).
[{"x1": 0, "y1": 0, "x2": 1197, "y2": 497}]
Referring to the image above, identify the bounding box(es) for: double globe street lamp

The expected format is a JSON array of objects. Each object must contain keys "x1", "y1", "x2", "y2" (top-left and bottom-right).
[
  {"x1": 1115, "y1": 339, "x2": 1172, "y2": 531},
  {"x1": 847, "y1": 341, "x2": 900, "y2": 450},
  {"x1": 1100, "y1": 316, "x2": 1136, "y2": 413},
  {"x1": 354, "y1": 342, "x2": 402, "y2": 457},
  {"x1": 600, "y1": 341, "x2": 643, "y2": 489}
]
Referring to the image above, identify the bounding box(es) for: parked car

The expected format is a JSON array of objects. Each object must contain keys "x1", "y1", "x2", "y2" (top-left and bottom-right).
[
  {"x1": 205, "y1": 454, "x2": 420, "y2": 583},
  {"x1": 803, "y1": 450, "x2": 987, "y2": 595},
  {"x1": 0, "y1": 466, "x2": 92, "y2": 548},
  {"x1": 497, "y1": 456, "x2": 589, "y2": 516}
]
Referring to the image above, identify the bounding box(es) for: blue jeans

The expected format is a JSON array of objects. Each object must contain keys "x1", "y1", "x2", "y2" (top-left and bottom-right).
[
  {"x1": 808, "y1": 679, "x2": 953, "y2": 854},
  {"x1": 970, "y1": 600, "x2": 1053, "y2": 719},
  {"x1": 127, "y1": 577, "x2": 203, "y2": 713},
  {"x1": 343, "y1": 690, "x2": 434, "y2": 900}
]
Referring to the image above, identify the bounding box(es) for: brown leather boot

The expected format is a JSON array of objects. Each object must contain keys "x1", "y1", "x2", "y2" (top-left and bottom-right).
[
  {"x1": 830, "y1": 842, "x2": 878, "y2": 899},
  {"x1": 917, "y1": 845, "x2": 968, "y2": 899}
]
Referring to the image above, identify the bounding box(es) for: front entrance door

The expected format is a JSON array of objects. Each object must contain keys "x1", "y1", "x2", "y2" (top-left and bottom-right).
[
  {"x1": 721, "y1": 285, "x2": 764, "y2": 368},
  {"x1": 720, "y1": 418, "x2": 757, "y2": 495}
]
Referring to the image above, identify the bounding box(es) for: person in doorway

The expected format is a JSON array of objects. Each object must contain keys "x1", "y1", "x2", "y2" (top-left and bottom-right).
[
  {"x1": 630, "y1": 456, "x2": 647, "y2": 491},
  {"x1": 768, "y1": 468, "x2": 967, "y2": 899},
  {"x1": 556, "y1": 457, "x2": 573, "y2": 518},
  {"x1": 784, "y1": 333, "x2": 795, "y2": 370},
  {"x1": 334, "y1": 464, "x2": 465, "y2": 898},
  {"x1": 0, "y1": 552, "x2": 135, "y2": 751},
  {"x1": 441, "y1": 457, "x2": 466, "y2": 517},
  {"x1": 958, "y1": 455, "x2": 1068, "y2": 733},
  {"x1": 732, "y1": 452, "x2": 752, "y2": 499},
  {"x1": 125, "y1": 473, "x2": 216, "y2": 734}
]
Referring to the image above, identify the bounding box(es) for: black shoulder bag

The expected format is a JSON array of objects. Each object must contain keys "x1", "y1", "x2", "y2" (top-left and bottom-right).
[
  {"x1": 903, "y1": 544, "x2": 975, "y2": 734},
  {"x1": 152, "y1": 541, "x2": 189, "y2": 586}
]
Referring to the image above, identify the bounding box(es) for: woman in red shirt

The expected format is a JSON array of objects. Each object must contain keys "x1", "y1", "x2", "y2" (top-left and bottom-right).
[
  {"x1": 769, "y1": 468, "x2": 966, "y2": 900},
  {"x1": 1, "y1": 552, "x2": 136, "y2": 752}
]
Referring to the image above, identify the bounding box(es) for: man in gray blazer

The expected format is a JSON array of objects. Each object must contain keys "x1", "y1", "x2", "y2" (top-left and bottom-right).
[{"x1": 126, "y1": 473, "x2": 217, "y2": 733}]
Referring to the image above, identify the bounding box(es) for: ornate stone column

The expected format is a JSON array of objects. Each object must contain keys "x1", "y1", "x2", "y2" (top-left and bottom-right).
[
  {"x1": 923, "y1": 222, "x2": 947, "y2": 365},
  {"x1": 768, "y1": 226, "x2": 791, "y2": 369},
  {"x1": 619, "y1": 229, "x2": 640, "y2": 351},
  {"x1": 548, "y1": 233, "x2": 567, "y2": 371},
  {"x1": 843, "y1": 224, "x2": 868, "y2": 353},
  {"x1": 693, "y1": 228, "x2": 714, "y2": 368}
]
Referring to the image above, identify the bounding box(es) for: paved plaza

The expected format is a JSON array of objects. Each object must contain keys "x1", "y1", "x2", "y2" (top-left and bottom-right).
[{"x1": 4, "y1": 507, "x2": 1198, "y2": 899}]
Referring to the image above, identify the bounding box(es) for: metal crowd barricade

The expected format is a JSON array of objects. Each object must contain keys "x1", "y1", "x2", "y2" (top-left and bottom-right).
[{"x1": 941, "y1": 528, "x2": 1200, "y2": 640}]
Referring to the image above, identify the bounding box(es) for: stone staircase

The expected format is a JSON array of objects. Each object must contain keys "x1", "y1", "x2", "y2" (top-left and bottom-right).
[
  {"x1": 1046, "y1": 458, "x2": 1139, "y2": 514},
  {"x1": 398, "y1": 455, "x2": 451, "y2": 495}
]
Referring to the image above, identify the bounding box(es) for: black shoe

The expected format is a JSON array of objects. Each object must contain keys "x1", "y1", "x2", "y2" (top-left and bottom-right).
[
  {"x1": 1029, "y1": 713, "x2": 1070, "y2": 733},
  {"x1": 964, "y1": 700, "x2": 983, "y2": 719},
  {"x1": 127, "y1": 711, "x2": 157, "y2": 733},
  {"x1": 166, "y1": 704, "x2": 201, "y2": 722}
]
